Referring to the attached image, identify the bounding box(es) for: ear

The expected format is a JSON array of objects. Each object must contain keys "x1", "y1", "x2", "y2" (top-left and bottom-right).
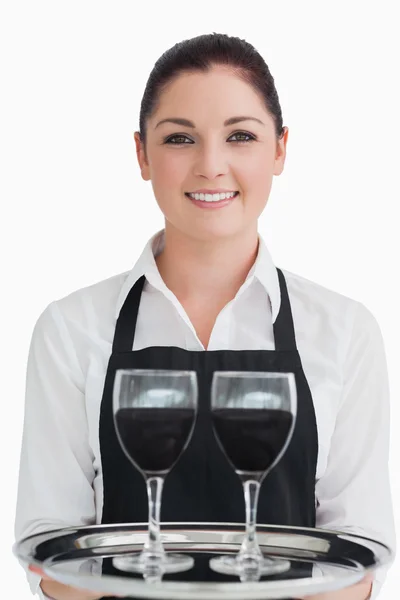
[
  {"x1": 134, "y1": 131, "x2": 151, "y2": 181},
  {"x1": 273, "y1": 126, "x2": 289, "y2": 176}
]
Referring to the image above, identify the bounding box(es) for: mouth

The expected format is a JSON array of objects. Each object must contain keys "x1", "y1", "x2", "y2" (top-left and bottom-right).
[{"x1": 185, "y1": 191, "x2": 239, "y2": 203}]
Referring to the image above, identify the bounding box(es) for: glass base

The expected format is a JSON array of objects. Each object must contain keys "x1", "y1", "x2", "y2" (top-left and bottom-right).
[
  {"x1": 113, "y1": 552, "x2": 194, "y2": 577},
  {"x1": 209, "y1": 554, "x2": 291, "y2": 579}
]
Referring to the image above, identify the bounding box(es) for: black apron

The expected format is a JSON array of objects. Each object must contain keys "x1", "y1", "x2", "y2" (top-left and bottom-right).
[{"x1": 99, "y1": 268, "x2": 318, "y2": 599}]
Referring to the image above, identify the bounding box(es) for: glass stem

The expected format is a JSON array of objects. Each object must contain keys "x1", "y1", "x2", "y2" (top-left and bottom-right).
[
  {"x1": 239, "y1": 478, "x2": 262, "y2": 559},
  {"x1": 143, "y1": 476, "x2": 165, "y2": 558}
]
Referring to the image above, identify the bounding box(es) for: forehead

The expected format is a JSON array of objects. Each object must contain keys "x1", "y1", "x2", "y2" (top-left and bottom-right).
[{"x1": 151, "y1": 67, "x2": 270, "y2": 127}]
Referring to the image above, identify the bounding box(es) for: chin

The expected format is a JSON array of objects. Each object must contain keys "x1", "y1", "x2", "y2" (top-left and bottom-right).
[{"x1": 190, "y1": 223, "x2": 251, "y2": 242}]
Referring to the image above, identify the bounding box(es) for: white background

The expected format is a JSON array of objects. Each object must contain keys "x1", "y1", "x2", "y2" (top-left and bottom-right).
[{"x1": 1, "y1": 1, "x2": 399, "y2": 597}]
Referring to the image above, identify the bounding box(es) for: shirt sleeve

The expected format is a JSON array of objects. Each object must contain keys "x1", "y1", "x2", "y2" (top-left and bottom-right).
[
  {"x1": 315, "y1": 301, "x2": 396, "y2": 597},
  {"x1": 14, "y1": 301, "x2": 96, "y2": 596}
]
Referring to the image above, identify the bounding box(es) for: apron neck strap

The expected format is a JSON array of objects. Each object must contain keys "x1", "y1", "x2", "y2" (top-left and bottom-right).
[
  {"x1": 273, "y1": 268, "x2": 297, "y2": 352},
  {"x1": 113, "y1": 268, "x2": 297, "y2": 353},
  {"x1": 113, "y1": 275, "x2": 145, "y2": 353}
]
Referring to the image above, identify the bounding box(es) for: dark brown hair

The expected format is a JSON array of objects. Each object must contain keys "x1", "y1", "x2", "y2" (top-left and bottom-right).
[{"x1": 138, "y1": 32, "x2": 285, "y2": 154}]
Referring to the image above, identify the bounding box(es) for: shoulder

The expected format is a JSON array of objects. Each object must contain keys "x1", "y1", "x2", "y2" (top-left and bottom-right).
[
  {"x1": 33, "y1": 270, "x2": 131, "y2": 351},
  {"x1": 54, "y1": 270, "x2": 129, "y2": 324},
  {"x1": 280, "y1": 268, "x2": 381, "y2": 350},
  {"x1": 282, "y1": 267, "x2": 355, "y2": 311}
]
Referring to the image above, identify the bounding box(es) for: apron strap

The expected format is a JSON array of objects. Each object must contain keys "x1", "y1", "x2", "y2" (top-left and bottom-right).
[
  {"x1": 112, "y1": 275, "x2": 145, "y2": 352},
  {"x1": 273, "y1": 268, "x2": 297, "y2": 352},
  {"x1": 112, "y1": 268, "x2": 297, "y2": 353}
]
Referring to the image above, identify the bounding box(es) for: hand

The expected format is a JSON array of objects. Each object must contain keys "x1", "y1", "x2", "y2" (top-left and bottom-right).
[
  {"x1": 29, "y1": 565, "x2": 121, "y2": 600},
  {"x1": 297, "y1": 573, "x2": 374, "y2": 600}
]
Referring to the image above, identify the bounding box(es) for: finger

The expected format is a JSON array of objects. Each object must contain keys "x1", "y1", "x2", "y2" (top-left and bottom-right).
[
  {"x1": 28, "y1": 564, "x2": 54, "y2": 581},
  {"x1": 28, "y1": 565, "x2": 123, "y2": 597},
  {"x1": 29, "y1": 567, "x2": 122, "y2": 596}
]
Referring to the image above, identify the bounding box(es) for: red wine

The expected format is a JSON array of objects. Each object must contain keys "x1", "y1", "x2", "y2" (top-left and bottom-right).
[
  {"x1": 115, "y1": 407, "x2": 195, "y2": 474},
  {"x1": 212, "y1": 408, "x2": 293, "y2": 475}
]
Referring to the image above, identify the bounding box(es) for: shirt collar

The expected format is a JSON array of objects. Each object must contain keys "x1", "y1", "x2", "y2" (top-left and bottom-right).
[
  {"x1": 115, "y1": 229, "x2": 281, "y2": 322},
  {"x1": 246, "y1": 232, "x2": 281, "y2": 323}
]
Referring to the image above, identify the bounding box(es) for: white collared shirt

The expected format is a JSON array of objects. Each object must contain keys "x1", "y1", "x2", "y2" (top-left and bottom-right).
[{"x1": 15, "y1": 229, "x2": 395, "y2": 599}]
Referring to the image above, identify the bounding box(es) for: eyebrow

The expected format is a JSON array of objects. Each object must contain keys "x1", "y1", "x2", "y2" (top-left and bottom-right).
[{"x1": 154, "y1": 116, "x2": 265, "y2": 129}]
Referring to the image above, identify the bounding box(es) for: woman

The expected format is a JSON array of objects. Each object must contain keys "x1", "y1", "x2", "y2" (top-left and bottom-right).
[{"x1": 15, "y1": 33, "x2": 394, "y2": 600}]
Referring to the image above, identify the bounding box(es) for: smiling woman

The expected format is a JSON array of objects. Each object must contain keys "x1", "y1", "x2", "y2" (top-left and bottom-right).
[
  {"x1": 15, "y1": 32, "x2": 394, "y2": 600},
  {"x1": 134, "y1": 43, "x2": 287, "y2": 244}
]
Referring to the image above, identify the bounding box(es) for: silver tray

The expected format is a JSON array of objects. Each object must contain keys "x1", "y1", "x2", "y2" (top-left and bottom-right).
[{"x1": 14, "y1": 522, "x2": 393, "y2": 599}]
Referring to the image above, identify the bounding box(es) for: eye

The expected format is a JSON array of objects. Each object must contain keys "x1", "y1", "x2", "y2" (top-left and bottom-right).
[
  {"x1": 228, "y1": 131, "x2": 257, "y2": 144},
  {"x1": 164, "y1": 134, "x2": 193, "y2": 145},
  {"x1": 163, "y1": 131, "x2": 257, "y2": 145}
]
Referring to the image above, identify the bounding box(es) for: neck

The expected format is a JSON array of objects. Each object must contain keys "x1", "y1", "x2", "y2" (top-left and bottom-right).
[{"x1": 155, "y1": 223, "x2": 260, "y2": 303}]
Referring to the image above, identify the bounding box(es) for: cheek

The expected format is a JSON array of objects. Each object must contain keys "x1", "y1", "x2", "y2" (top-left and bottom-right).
[
  {"x1": 151, "y1": 151, "x2": 188, "y2": 185},
  {"x1": 231, "y1": 146, "x2": 274, "y2": 185},
  {"x1": 240, "y1": 151, "x2": 273, "y2": 180}
]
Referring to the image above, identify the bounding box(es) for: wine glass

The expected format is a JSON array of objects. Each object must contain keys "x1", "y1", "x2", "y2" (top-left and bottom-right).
[
  {"x1": 112, "y1": 369, "x2": 198, "y2": 578},
  {"x1": 209, "y1": 371, "x2": 297, "y2": 580}
]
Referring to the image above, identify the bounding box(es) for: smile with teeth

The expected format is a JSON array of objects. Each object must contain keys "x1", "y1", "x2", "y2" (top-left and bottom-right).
[{"x1": 186, "y1": 191, "x2": 239, "y2": 202}]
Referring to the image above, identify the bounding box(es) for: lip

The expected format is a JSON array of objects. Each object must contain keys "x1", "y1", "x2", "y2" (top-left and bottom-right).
[
  {"x1": 186, "y1": 188, "x2": 238, "y2": 194},
  {"x1": 186, "y1": 192, "x2": 238, "y2": 210}
]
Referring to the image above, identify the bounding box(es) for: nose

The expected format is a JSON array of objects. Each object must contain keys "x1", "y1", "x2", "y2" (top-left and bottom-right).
[{"x1": 193, "y1": 140, "x2": 229, "y2": 180}]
